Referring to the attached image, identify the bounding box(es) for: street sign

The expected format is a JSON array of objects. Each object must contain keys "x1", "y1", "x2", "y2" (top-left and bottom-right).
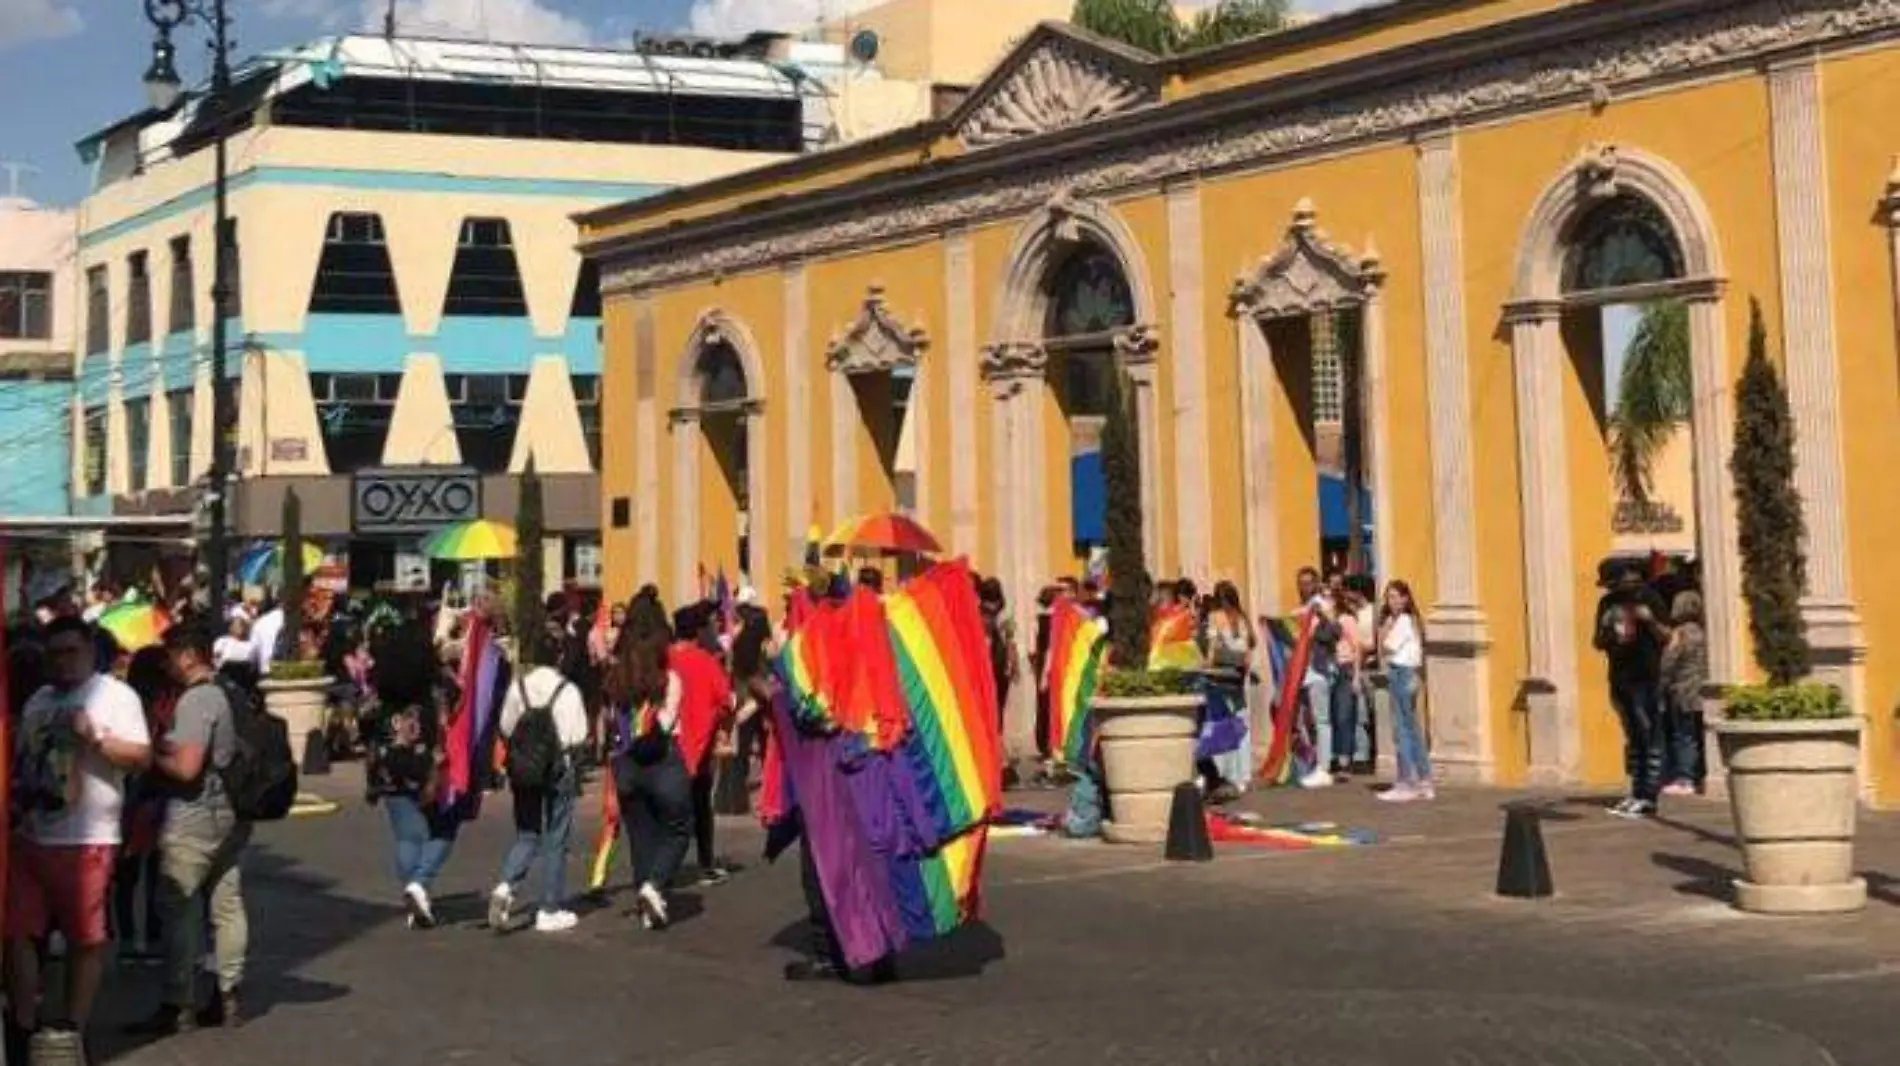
[{"x1": 353, "y1": 468, "x2": 482, "y2": 534}]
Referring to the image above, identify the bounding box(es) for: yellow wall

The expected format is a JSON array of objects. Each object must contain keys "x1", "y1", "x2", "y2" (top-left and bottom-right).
[{"x1": 1822, "y1": 49, "x2": 1900, "y2": 804}]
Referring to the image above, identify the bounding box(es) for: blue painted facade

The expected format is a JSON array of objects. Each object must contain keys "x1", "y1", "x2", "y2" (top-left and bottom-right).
[
  {"x1": 0, "y1": 380, "x2": 74, "y2": 517},
  {"x1": 259, "y1": 312, "x2": 602, "y2": 376}
]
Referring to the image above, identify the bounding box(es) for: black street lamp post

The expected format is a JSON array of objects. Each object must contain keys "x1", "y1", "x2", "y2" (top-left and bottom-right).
[{"x1": 142, "y1": 0, "x2": 235, "y2": 616}]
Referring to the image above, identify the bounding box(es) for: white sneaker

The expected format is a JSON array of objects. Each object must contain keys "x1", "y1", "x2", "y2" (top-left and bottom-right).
[
  {"x1": 534, "y1": 910, "x2": 580, "y2": 933},
  {"x1": 1377, "y1": 783, "x2": 1417, "y2": 803},
  {"x1": 1300, "y1": 768, "x2": 1334, "y2": 789},
  {"x1": 488, "y1": 885, "x2": 513, "y2": 932},
  {"x1": 403, "y1": 882, "x2": 437, "y2": 929},
  {"x1": 637, "y1": 882, "x2": 670, "y2": 929}
]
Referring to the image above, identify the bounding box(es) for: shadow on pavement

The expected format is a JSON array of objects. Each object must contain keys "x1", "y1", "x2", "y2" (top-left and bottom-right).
[
  {"x1": 767, "y1": 919, "x2": 1005, "y2": 982},
  {"x1": 1651, "y1": 851, "x2": 1738, "y2": 902}
]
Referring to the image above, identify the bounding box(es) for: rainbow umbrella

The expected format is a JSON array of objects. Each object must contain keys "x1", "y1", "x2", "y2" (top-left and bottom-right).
[
  {"x1": 236, "y1": 541, "x2": 324, "y2": 586},
  {"x1": 97, "y1": 601, "x2": 172, "y2": 652},
  {"x1": 419, "y1": 520, "x2": 518, "y2": 561},
  {"x1": 822, "y1": 511, "x2": 943, "y2": 557}
]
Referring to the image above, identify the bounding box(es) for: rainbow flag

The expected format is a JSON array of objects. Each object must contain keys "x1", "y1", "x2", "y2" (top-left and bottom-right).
[
  {"x1": 587, "y1": 762, "x2": 621, "y2": 892},
  {"x1": 1043, "y1": 601, "x2": 1108, "y2": 769},
  {"x1": 1256, "y1": 615, "x2": 1318, "y2": 786},
  {"x1": 884, "y1": 563, "x2": 1002, "y2": 842},
  {"x1": 440, "y1": 612, "x2": 504, "y2": 819},
  {"x1": 1148, "y1": 604, "x2": 1200, "y2": 671}
]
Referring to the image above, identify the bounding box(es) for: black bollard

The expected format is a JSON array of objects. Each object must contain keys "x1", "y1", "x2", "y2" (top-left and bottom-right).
[
  {"x1": 1495, "y1": 804, "x2": 1554, "y2": 899},
  {"x1": 1164, "y1": 781, "x2": 1214, "y2": 862},
  {"x1": 301, "y1": 728, "x2": 331, "y2": 777}
]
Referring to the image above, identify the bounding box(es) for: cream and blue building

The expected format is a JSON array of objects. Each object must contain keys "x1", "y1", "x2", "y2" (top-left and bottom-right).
[{"x1": 71, "y1": 33, "x2": 814, "y2": 587}]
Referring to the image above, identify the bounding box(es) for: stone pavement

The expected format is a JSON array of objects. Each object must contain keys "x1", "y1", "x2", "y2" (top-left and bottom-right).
[{"x1": 85, "y1": 770, "x2": 1900, "y2": 1066}]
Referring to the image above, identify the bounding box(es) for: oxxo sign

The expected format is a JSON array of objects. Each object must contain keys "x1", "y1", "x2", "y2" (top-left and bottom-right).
[{"x1": 353, "y1": 468, "x2": 483, "y2": 534}]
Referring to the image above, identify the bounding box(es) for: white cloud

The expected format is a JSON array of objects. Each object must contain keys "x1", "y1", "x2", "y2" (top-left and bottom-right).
[
  {"x1": 0, "y1": 0, "x2": 81, "y2": 51},
  {"x1": 687, "y1": 0, "x2": 882, "y2": 38},
  {"x1": 367, "y1": 0, "x2": 598, "y2": 45}
]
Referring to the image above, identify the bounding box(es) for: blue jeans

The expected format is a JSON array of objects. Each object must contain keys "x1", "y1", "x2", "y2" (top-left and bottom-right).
[
  {"x1": 498, "y1": 764, "x2": 578, "y2": 911},
  {"x1": 1388, "y1": 665, "x2": 1431, "y2": 784},
  {"x1": 1303, "y1": 670, "x2": 1333, "y2": 773},
  {"x1": 1063, "y1": 763, "x2": 1104, "y2": 838},
  {"x1": 1663, "y1": 696, "x2": 1705, "y2": 787},
  {"x1": 384, "y1": 795, "x2": 456, "y2": 892},
  {"x1": 1329, "y1": 664, "x2": 1360, "y2": 767},
  {"x1": 1610, "y1": 679, "x2": 1666, "y2": 803}
]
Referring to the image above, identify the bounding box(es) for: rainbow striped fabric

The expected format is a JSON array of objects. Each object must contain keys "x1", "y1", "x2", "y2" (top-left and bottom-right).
[
  {"x1": 1147, "y1": 604, "x2": 1201, "y2": 672},
  {"x1": 772, "y1": 559, "x2": 1002, "y2": 960},
  {"x1": 1043, "y1": 601, "x2": 1109, "y2": 769}
]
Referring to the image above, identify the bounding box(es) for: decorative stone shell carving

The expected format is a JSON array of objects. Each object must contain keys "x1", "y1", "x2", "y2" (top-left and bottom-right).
[
  {"x1": 959, "y1": 40, "x2": 1157, "y2": 150},
  {"x1": 825, "y1": 286, "x2": 929, "y2": 376},
  {"x1": 1229, "y1": 201, "x2": 1383, "y2": 320}
]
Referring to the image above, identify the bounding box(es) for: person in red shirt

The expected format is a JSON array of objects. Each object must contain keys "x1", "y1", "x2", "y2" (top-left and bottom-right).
[{"x1": 669, "y1": 604, "x2": 735, "y2": 886}]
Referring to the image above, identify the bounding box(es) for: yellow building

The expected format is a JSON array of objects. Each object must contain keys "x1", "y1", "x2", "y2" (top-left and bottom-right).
[{"x1": 582, "y1": 1, "x2": 1900, "y2": 801}]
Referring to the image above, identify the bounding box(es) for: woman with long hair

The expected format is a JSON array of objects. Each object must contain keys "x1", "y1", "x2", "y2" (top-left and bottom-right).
[
  {"x1": 1377, "y1": 580, "x2": 1431, "y2": 801},
  {"x1": 1201, "y1": 581, "x2": 1256, "y2": 800},
  {"x1": 607, "y1": 610, "x2": 694, "y2": 930},
  {"x1": 363, "y1": 621, "x2": 457, "y2": 927}
]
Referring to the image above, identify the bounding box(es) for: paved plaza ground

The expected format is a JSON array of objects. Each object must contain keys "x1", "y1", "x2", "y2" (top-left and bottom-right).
[{"x1": 87, "y1": 771, "x2": 1900, "y2": 1066}]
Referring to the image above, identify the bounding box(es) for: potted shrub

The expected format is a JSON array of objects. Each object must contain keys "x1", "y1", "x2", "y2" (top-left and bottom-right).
[
  {"x1": 1713, "y1": 300, "x2": 1863, "y2": 914},
  {"x1": 1091, "y1": 364, "x2": 1203, "y2": 845},
  {"x1": 259, "y1": 488, "x2": 333, "y2": 767}
]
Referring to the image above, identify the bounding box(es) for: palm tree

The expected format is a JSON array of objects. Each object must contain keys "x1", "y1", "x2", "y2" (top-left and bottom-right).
[
  {"x1": 1607, "y1": 300, "x2": 1692, "y2": 505},
  {"x1": 1073, "y1": 0, "x2": 1287, "y2": 55}
]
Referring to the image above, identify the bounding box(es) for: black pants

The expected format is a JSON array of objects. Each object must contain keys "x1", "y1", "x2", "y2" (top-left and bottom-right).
[
  {"x1": 1610, "y1": 678, "x2": 1666, "y2": 803},
  {"x1": 113, "y1": 849, "x2": 162, "y2": 946},
  {"x1": 690, "y1": 762, "x2": 717, "y2": 870},
  {"x1": 798, "y1": 834, "x2": 844, "y2": 969},
  {"x1": 616, "y1": 747, "x2": 694, "y2": 892}
]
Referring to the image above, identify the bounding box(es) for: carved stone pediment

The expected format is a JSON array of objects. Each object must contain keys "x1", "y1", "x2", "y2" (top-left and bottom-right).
[
  {"x1": 1230, "y1": 201, "x2": 1382, "y2": 320},
  {"x1": 826, "y1": 286, "x2": 929, "y2": 376},
  {"x1": 955, "y1": 25, "x2": 1160, "y2": 151}
]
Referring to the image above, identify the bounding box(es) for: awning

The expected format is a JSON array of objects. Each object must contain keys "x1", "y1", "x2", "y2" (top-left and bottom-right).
[{"x1": 1319, "y1": 474, "x2": 1373, "y2": 541}]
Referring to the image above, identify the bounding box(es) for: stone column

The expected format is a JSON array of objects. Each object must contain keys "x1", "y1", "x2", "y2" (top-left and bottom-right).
[
  {"x1": 830, "y1": 363, "x2": 858, "y2": 523},
  {"x1": 1116, "y1": 326, "x2": 1163, "y2": 572},
  {"x1": 1233, "y1": 312, "x2": 1280, "y2": 621},
  {"x1": 783, "y1": 262, "x2": 811, "y2": 570},
  {"x1": 1684, "y1": 290, "x2": 1741, "y2": 689},
  {"x1": 669, "y1": 407, "x2": 701, "y2": 605},
  {"x1": 1507, "y1": 302, "x2": 1580, "y2": 785},
  {"x1": 1415, "y1": 131, "x2": 1495, "y2": 783},
  {"x1": 1166, "y1": 182, "x2": 1213, "y2": 582},
  {"x1": 983, "y1": 344, "x2": 1047, "y2": 770},
  {"x1": 1769, "y1": 55, "x2": 1866, "y2": 708},
  {"x1": 744, "y1": 400, "x2": 770, "y2": 593},
  {"x1": 633, "y1": 299, "x2": 660, "y2": 585},
  {"x1": 1357, "y1": 245, "x2": 1396, "y2": 588},
  {"x1": 946, "y1": 231, "x2": 980, "y2": 558}
]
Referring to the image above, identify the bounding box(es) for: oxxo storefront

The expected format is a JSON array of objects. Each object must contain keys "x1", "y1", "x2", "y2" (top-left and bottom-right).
[{"x1": 230, "y1": 467, "x2": 602, "y2": 594}]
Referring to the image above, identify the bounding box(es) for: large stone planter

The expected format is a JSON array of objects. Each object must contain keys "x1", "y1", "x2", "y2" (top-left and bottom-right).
[
  {"x1": 1094, "y1": 693, "x2": 1204, "y2": 845},
  {"x1": 260, "y1": 675, "x2": 333, "y2": 767},
  {"x1": 1714, "y1": 716, "x2": 1865, "y2": 915}
]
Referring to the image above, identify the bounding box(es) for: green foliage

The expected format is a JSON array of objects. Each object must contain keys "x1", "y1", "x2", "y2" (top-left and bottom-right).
[
  {"x1": 1099, "y1": 667, "x2": 1198, "y2": 699},
  {"x1": 1724, "y1": 682, "x2": 1847, "y2": 721},
  {"x1": 269, "y1": 659, "x2": 328, "y2": 683},
  {"x1": 514, "y1": 462, "x2": 546, "y2": 666},
  {"x1": 1608, "y1": 300, "x2": 1692, "y2": 504},
  {"x1": 1729, "y1": 297, "x2": 1810, "y2": 687},
  {"x1": 1072, "y1": 0, "x2": 1285, "y2": 55},
  {"x1": 1101, "y1": 362, "x2": 1151, "y2": 670},
  {"x1": 280, "y1": 488, "x2": 308, "y2": 663}
]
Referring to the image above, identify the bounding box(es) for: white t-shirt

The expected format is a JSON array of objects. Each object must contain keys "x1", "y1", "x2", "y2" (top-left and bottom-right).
[
  {"x1": 1383, "y1": 614, "x2": 1424, "y2": 669},
  {"x1": 251, "y1": 608, "x2": 285, "y2": 675},
  {"x1": 213, "y1": 636, "x2": 256, "y2": 670},
  {"x1": 17, "y1": 675, "x2": 152, "y2": 846},
  {"x1": 500, "y1": 665, "x2": 591, "y2": 749}
]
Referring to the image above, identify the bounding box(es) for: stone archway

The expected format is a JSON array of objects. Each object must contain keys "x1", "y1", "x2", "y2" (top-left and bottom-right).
[
  {"x1": 1228, "y1": 200, "x2": 1393, "y2": 619},
  {"x1": 825, "y1": 285, "x2": 930, "y2": 520},
  {"x1": 670, "y1": 310, "x2": 769, "y2": 604},
  {"x1": 1505, "y1": 144, "x2": 1738, "y2": 784}
]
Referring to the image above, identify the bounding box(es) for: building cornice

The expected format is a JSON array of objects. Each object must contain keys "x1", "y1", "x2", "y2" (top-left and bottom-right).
[{"x1": 597, "y1": 0, "x2": 1900, "y2": 292}]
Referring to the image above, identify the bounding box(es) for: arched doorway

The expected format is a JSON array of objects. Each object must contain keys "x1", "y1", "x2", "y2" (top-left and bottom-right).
[
  {"x1": 1229, "y1": 202, "x2": 1393, "y2": 619},
  {"x1": 670, "y1": 312, "x2": 769, "y2": 604},
  {"x1": 1506, "y1": 145, "x2": 1738, "y2": 785}
]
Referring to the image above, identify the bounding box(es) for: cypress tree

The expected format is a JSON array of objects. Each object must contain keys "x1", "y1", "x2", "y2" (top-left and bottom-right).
[
  {"x1": 1729, "y1": 297, "x2": 1809, "y2": 686},
  {"x1": 280, "y1": 488, "x2": 306, "y2": 662},
  {"x1": 1101, "y1": 362, "x2": 1151, "y2": 669},
  {"x1": 515, "y1": 461, "x2": 546, "y2": 666}
]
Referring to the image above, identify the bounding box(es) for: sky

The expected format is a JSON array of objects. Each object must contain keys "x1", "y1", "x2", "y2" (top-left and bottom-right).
[{"x1": 0, "y1": 0, "x2": 1369, "y2": 207}]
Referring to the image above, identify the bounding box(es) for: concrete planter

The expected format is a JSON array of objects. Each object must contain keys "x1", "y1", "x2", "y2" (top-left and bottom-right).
[
  {"x1": 1093, "y1": 693, "x2": 1204, "y2": 845},
  {"x1": 1714, "y1": 716, "x2": 1865, "y2": 914},
  {"x1": 259, "y1": 675, "x2": 333, "y2": 767}
]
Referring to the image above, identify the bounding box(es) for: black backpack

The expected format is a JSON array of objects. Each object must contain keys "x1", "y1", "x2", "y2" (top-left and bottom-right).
[
  {"x1": 506, "y1": 679, "x2": 568, "y2": 792},
  {"x1": 213, "y1": 675, "x2": 299, "y2": 822}
]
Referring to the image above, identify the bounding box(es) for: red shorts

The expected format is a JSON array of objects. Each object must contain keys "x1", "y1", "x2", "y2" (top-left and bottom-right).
[{"x1": 5, "y1": 840, "x2": 116, "y2": 947}]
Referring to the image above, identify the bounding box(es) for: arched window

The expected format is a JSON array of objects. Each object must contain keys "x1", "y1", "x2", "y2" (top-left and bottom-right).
[
  {"x1": 1564, "y1": 194, "x2": 1685, "y2": 293},
  {"x1": 1045, "y1": 244, "x2": 1135, "y2": 340},
  {"x1": 696, "y1": 341, "x2": 749, "y2": 408}
]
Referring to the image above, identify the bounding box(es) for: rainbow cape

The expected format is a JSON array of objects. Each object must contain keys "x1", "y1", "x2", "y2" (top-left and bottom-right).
[
  {"x1": 1042, "y1": 601, "x2": 1108, "y2": 769},
  {"x1": 767, "y1": 559, "x2": 1001, "y2": 966},
  {"x1": 1147, "y1": 604, "x2": 1201, "y2": 672}
]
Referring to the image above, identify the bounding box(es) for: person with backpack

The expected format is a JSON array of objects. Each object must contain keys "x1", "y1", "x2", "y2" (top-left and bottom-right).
[
  {"x1": 132, "y1": 623, "x2": 276, "y2": 1036},
  {"x1": 487, "y1": 633, "x2": 589, "y2": 934}
]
